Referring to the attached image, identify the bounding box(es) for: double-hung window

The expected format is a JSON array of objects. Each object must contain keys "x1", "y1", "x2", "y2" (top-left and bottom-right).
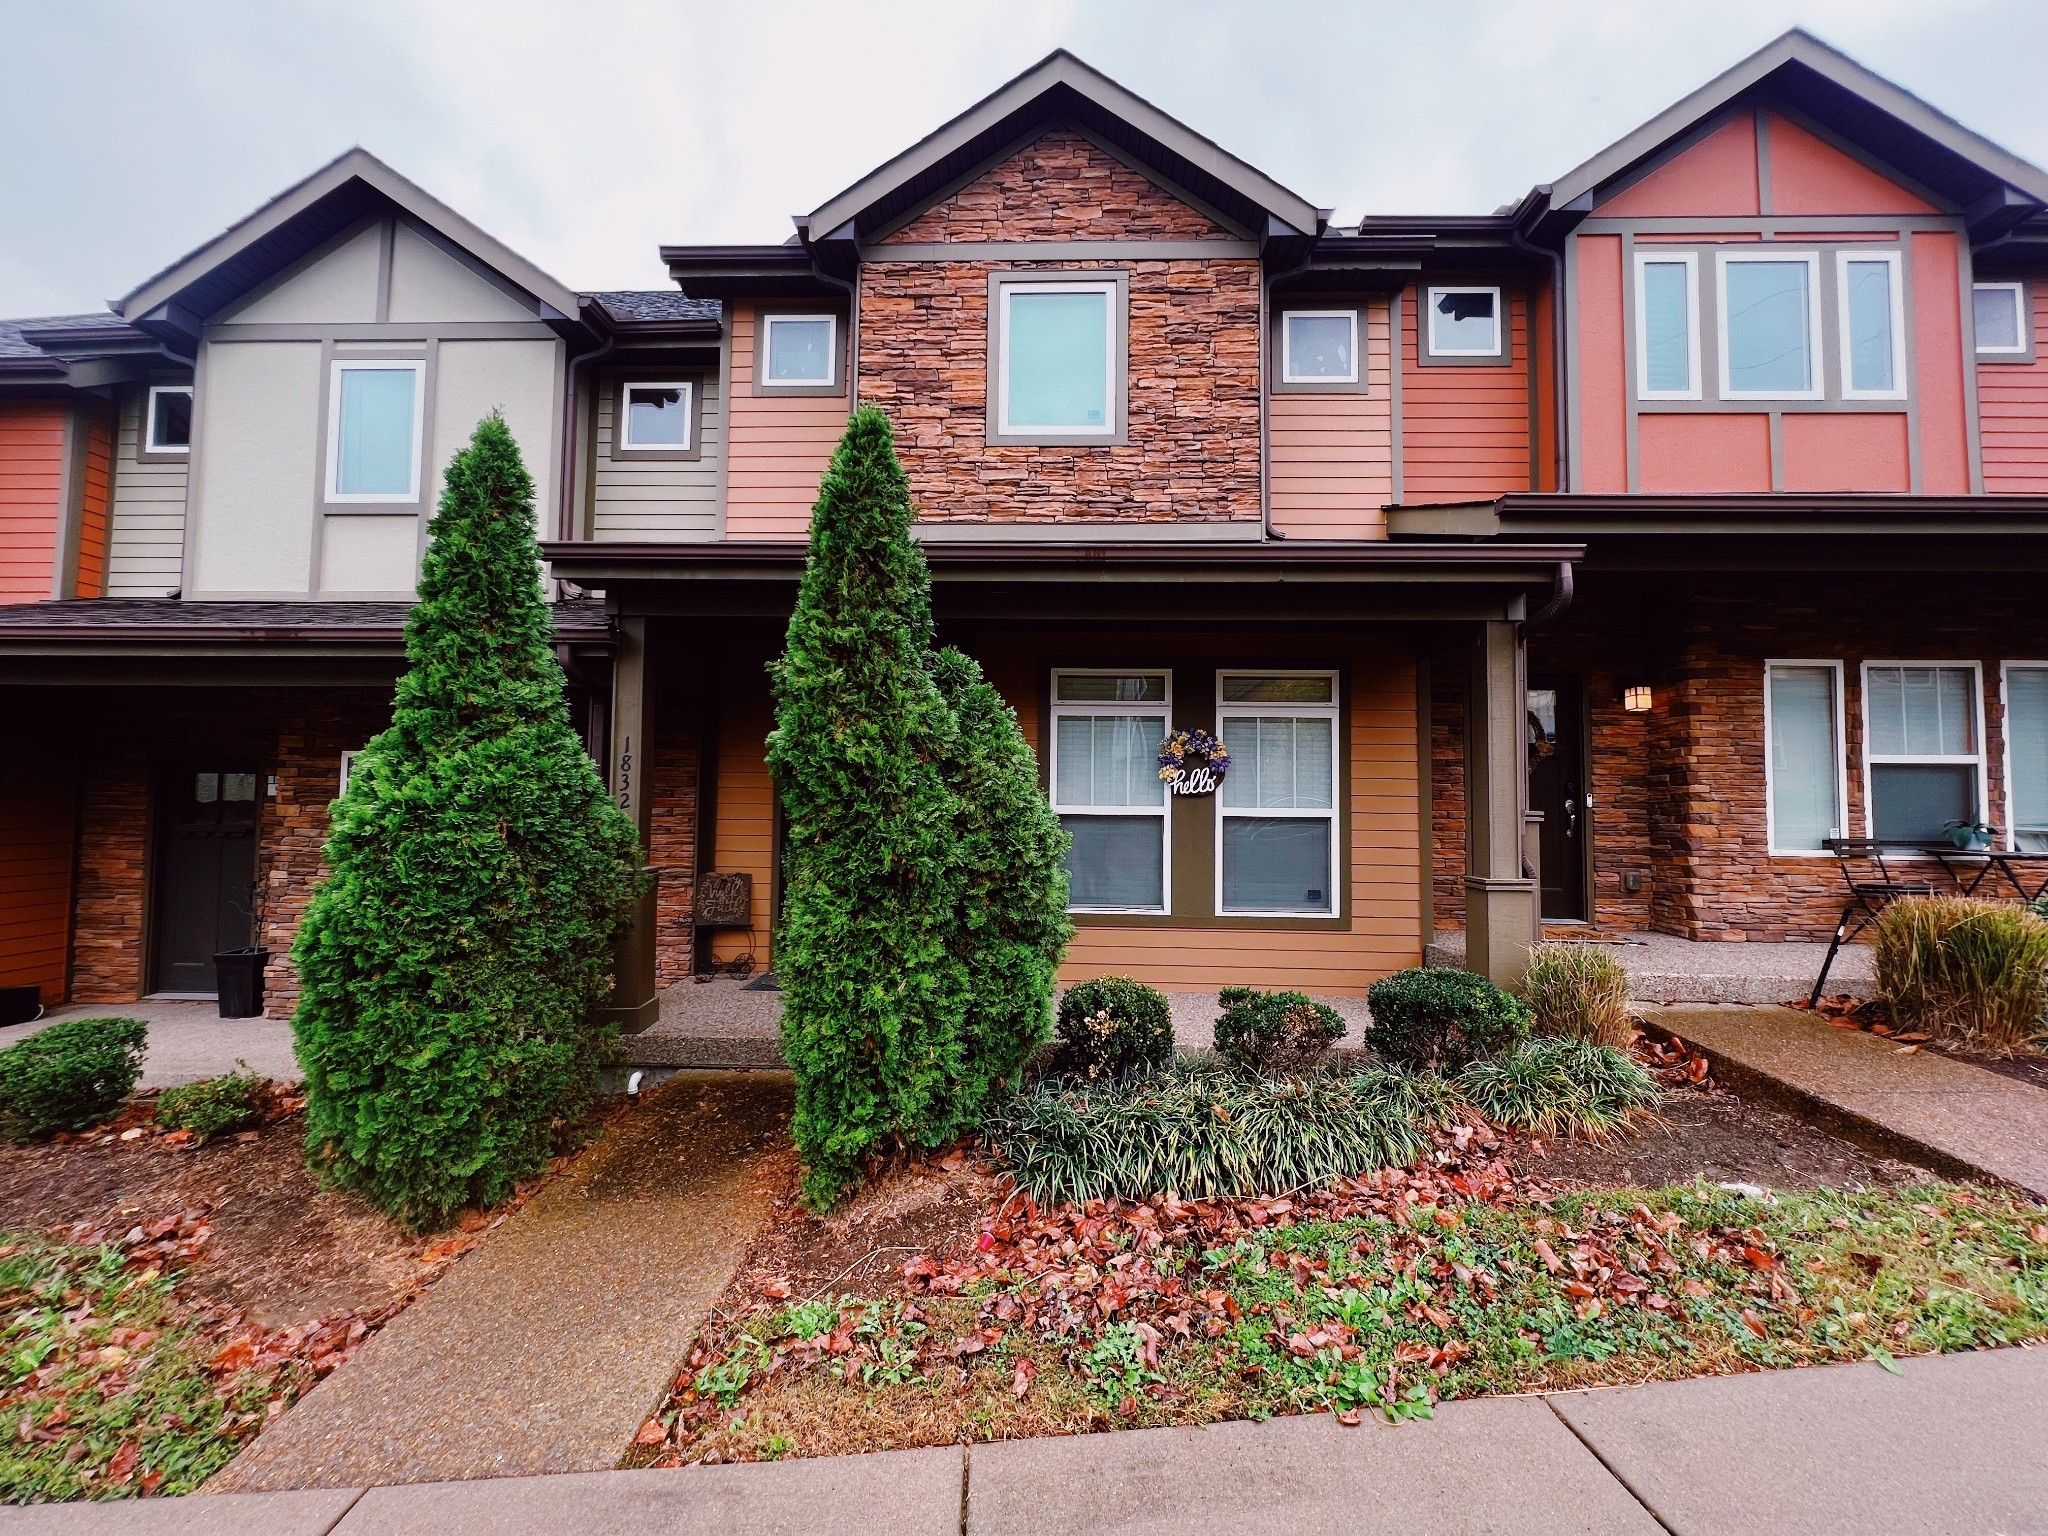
[
  {"x1": 1863, "y1": 663, "x2": 1986, "y2": 844},
  {"x1": 619, "y1": 381, "x2": 693, "y2": 451},
  {"x1": 1973, "y1": 282, "x2": 2029, "y2": 357},
  {"x1": 1281, "y1": 310, "x2": 1358, "y2": 384},
  {"x1": 145, "y1": 385, "x2": 193, "y2": 454},
  {"x1": 1216, "y1": 673, "x2": 1338, "y2": 916},
  {"x1": 1764, "y1": 662, "x2": 1846, "y2": 854},
  {"x1": 1634, "y1": 253, "x2": 1700, "y2": 399},
  {"x1": 1837, "y1": 251, "x2": 1905, "y2": 399},
  {"x1": 993, "y1": 276, "x2": 1123, "y2": 441},
  {"x1": 1050, "y1": 671, "x2": 1169, "y2": 913},
  {"x1": 326, "y1": 360, "x2": 425, "y2": 502},
  {"x1": 1424, "y1": 286, "x2": 1502, "y2": 358},
  {"x1": 2004, "y1": 664, "x2": 2048, "y2": 852},
  {"x1": 1717, "y1": 252, "x2": 1822, "y2": 399}
]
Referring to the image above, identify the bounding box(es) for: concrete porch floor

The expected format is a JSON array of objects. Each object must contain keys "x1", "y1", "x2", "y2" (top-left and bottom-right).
[
  {"x1": 0, "y1": 998, "x2": 300, "y2": 1089},
  {"x1": 1425, "y1": 928, "x2": 1874, "y2": 1005}
]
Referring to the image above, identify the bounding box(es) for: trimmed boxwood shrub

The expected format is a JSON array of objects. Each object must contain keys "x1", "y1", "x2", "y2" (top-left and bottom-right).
[
  {"x1": 1050, "y1": 977, "x2": 1173, "y2": 1080},
  {"x1": 1365, "y1": 967, "x2": 1531, "y2": 1073},
  {"x1": 157, "y1": 1071, "x2": 266, "y2": 1140},
  {"x1": 1213, "y1": 987, "x2": 1346, "y2": 1074},
  {"x1": 0, "y1": 1017, "x2": 146, "y2": 1139}
]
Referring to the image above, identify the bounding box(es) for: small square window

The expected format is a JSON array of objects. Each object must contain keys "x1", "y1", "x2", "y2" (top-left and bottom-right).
[
  {"x1": 1425, "y1": 287, "x2": 1502, "y2": 358},
  {"x1": 762, "y1": 315, "x2": 837, "y2": 386},
  {"x1": 1281, "y1": 311, "x2": 1358, "y2": 384},
  {"x1": 620, "y1": 382, "x2": 692, "y2": 450},
  {"x1": 145, "y1": 385, "x2": 193, "y2": 453},
  {"x1": 1974, "y1": 282, "x2": 2028, "y2": 356}
]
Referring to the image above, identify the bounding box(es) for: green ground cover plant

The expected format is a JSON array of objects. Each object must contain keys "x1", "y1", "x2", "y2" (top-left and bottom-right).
[
  {"x1": 1456, "y1": 1038, "x2": 1662, "y2": 1140},
  {"x1": 291, "y1": 414, "x2": 642, "y2": 1230},
  {"x1": 1521, "y1": 942, "x2": 1635, "y2": 1048},
  {"x1": 1873, "y1": 895, "x2": 2048, "y2": 1055},
  {"x1": 1365, "y1": 968, "x2": 1532, "y2": 1072},
  {"x1": 1212, "y1": 988, "x2": 1347, "y2": 1074},
  {"x1": 1049, "y1": 977, "x2": 1175, "y2": 1081},
  {"x1": 0, "y1": 1018, "x2": 146, "y2": 1140},
  {"x1": 154, "y1": 1071, "x2": 265, "y2": 1141}
]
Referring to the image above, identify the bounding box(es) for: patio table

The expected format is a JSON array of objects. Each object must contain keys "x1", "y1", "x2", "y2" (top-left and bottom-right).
[{"x1": 1918, "y1": 846, "x2": 2048, "y2": 903}]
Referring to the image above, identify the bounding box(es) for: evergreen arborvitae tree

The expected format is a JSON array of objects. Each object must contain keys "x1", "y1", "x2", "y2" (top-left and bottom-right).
[
  {"x1": 292, "y1": 413, "x2": 641, "y2": 1231},
  {"x1": 768, "y1": 407, "x2": 969, "y2": 1210},
  {"x1": 931, "y1": 647, "x2": 1071, "y2": 1102}
]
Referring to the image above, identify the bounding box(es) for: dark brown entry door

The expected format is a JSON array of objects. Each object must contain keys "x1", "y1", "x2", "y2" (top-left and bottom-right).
[
  {"x1": 1527, "y1": 677, "x2": 1587, "y2": 921},
  {"x1": 150, "y1": 766, "x2": 259, "y2": 993}
]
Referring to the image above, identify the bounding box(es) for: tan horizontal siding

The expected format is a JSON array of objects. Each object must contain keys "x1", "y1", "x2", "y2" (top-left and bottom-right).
[
  {"x1": 724, "y1": 305, "x2": 846, "y2": 540},
  {"x1": 591, "y1": 370, "x2": 723, "y2": 541},
  {"x1": 107, "y1": 390, "x2": 187, "y2": 596},
  {"x1": 1269, "y1": 298, "x2": 1394, "y2": 539}
]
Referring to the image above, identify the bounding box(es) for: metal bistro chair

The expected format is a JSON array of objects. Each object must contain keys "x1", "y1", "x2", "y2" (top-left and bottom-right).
[{"x1": 1807, "y1": 837, "x2": 1940, "y2": 1007}]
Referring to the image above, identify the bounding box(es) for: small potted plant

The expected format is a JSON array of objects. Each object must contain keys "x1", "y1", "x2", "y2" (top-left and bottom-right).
[{"x1": 1943, "y1": 817, "x2": 1998, "y2": 851}]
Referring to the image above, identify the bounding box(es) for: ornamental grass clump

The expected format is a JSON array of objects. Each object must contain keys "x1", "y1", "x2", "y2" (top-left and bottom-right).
[
  {"x1": 1050, "y1": 977, "x2": 1175, "y2": 1080},
  {"x1": 1364, "y1": 967, "x2": 1531, "y2": 1073},
  {"x1": 1213, "y1": 987, "x2": 1347, "y2": 1074},
  {"x1": 0, "y1": 1016, "x2": 146, "y2": 1139},
  {"x1": 1521, "y1": 942, "x2": 1636, "y2": 1048},
  {"x1": 1873, "y1": 894, "x2": 2048, "y2": 1055},
  {"x1": 292, "y1": 414, "x2": 643, "y2": 1231},
  {"x1": 1456, "y1": 1038, "x2": 1662, "y2": 1141},
  {"x1": 987, "y1": 1062, "x2": 1430, "y2": 1206}
]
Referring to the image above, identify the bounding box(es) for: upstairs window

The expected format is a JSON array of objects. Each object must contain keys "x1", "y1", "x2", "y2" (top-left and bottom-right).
[
  {"x1": 1217, "y1": 673, "x2": 1338, "y2": 916},
  {"x1": 619, "y1": 381, "x2": 693, "y2": 451},
  {"x1": 760, "y1": 314, "x2": 837, "y2": 388},
  {"x1": 1838, "y1": 252, "x2": 1905, "y2": 400},
  {"x1": 1973, "y1": 282, "x2": 2029, "y2": 357},
  {"x1": 145, "y1": 385, "x2": 193, "y2": 454},
  {"x1": 1717, "y1": 252, "x2": 1822, "y2": 400},
  {"x1": 1634, "y1": 254, "x2": 1700, "y2": 399},
  {"x1": 326, "y1": 360, "x2": 424, "y2": 502},
  {"x1": 1863, "y1": 663, "x2": 1985, "y2": 845},
  {"x1": 992, "y1": 275, "x2": 1125, "y2": 443},
  {"x1": 1425, "y1": 286, "x2": 1502, "y2": 358},
  {"x1": 1281, "y1": 311, "x2": 1358, "y2": 384},
  {"x1": 1049, "y1": 671, "x2": 1168, "y2": 913}
]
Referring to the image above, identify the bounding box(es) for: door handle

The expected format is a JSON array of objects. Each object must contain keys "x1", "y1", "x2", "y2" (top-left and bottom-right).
[{"x1": 1563, "y1": 797, "x2": 1578, "y2": 839}]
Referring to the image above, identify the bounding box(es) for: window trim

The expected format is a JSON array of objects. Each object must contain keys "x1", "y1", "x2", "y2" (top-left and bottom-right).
[
  {"x1": 143, "y1": 384, "x2": 194, "y2": 457},
  {"x1": 1860, "y1": 660, "x2": 1988, "y2": 847},
  {"x1": 1715, "y1": 250, "x2": 1824, "y2": 401},
  {"x1": 614, "y1": 378, "x2": 700, "y2": 460},
  {"x1": 988, "y1": 273, "x2": 1129, "y2": 446},
  {"x1": 1762, "y1": 659, "x2": 1848, "y2": 858},
  {"x1": 1048, "y1": 668, "x2": 1171, "y2": 915},
  {"x1": 1422, "y1": 285, "x2": 1504, "y2": 360},
  {"x1": 1213, "y1": 670, "x2": 1341, "y2": 918},
  {"x1": 323, "y1": 358, "x2": 427, "y2": 505},
  {"x1": 2000, "y1": 661, "x2": 2048, "y2": 852},
  {"x1": 756, "y1": 312, "x2": 843, "y2": 396},
  {"x1": 1633, "y1": 252, "x2": 1701, "y2": 401},
  {"x1": 1835, "y1": 250, "x2": 1907, "y2": 401},
  {"x1": 1973, "y1": 280, "x2": 2033, "y2": 361},
  {"x1": 1280, "y1": 309, "x2": 1360, "y2": 385}
]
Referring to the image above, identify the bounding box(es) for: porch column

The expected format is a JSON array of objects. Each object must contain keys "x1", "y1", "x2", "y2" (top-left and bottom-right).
[
  {"x1": 605, "y1": 615, "x2": 659, "y2": 1033},
  {"x1": 1464, "y1": 618, "x2": 1537, "y2": 989}
]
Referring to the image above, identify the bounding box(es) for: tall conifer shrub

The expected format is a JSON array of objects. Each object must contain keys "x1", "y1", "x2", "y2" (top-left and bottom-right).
[{"x1": 292, "y1": 414, "x2": 641, "y2": 1231}]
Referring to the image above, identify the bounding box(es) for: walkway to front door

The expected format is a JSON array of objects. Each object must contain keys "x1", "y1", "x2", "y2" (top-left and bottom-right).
[{"x1": 150, "y1": 765, "x2": 259, "y2": 994}]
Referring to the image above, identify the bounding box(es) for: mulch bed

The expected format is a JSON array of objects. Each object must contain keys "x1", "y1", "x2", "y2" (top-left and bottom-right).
[{"x1": 1799, "y1": 996, "x2": 2048, "y2": 1092}]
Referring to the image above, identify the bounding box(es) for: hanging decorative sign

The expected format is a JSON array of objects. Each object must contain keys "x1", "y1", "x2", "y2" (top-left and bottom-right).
[{"x1": 1157, "y1": 728, "x2": 1230, "y2": 797}]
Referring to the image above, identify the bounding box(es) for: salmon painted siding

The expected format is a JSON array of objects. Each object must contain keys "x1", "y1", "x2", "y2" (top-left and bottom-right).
[
  {"x1": 1638, "y1": 414, "x2": 1772, "y2": 492},
  {"x1": 1600, "y1": 114, "x2": 1760, "y2": 218},
  {"x1": 724, "y1": 304, "x2": 847, "y2": 540},
  {"x1": 1398, "y1": 285, "x2": 1532, "y2": 502},
  {"x1": 0, "y1": 402, "x2": 66, "y2": 603},
  {"x1": 1766, "y1": 114, "x2": 1937, "y2": 216},
  {"x1": 1574, "y1": 235, "x2": 1628, "y2": 492},
  {"x1": 0, "y1": 755, "x2": 75, "y2": 1004},
  {"x1": 1910, "y1": 231, "x2": 1972, "y2": 494},
  {"x1": 73, "y1": 411, "x2": 112, "y2": 597},
  {"x1": 1979, "y1": 283, "x2": 2048, "y2": 491},
  {"x1": 1269, "y1": 298, "x2": 1393, "y2": 537}
]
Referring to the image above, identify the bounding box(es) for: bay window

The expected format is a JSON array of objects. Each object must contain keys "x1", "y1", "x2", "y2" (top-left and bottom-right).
[
  {"x1": 1863, "y1": 663, "x2": 1986, "y2": 844},
  {"x1": 2004, "y1": 664, "x2": 2048, "y2": 852},
  {"x1": 1050, "y1": 671, "x2": 1168, "y2": 912},
  {"x1": 1216, "y1": 673, "x2": 1338, "y2": 915},
  {"x1": 1764, "y1": 662, "x2": 1846, "y2": 854},
  {"x1": 1717, "y1": 252, "x2": 1822, "y2": 399}
]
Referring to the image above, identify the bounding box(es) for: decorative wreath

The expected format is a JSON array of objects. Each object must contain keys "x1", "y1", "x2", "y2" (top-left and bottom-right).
[{"x1": 1157, "y1": 728, "x2": 1231, "y2": 783}]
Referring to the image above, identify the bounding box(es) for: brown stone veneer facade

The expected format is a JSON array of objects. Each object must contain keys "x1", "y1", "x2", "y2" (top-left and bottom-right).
[
  {"x1": 649, "y1": 723, "x2": 700, "y2": 988},
  {"x1": 1431, "y1": 573, "x2": 2048, "y2": 941}
]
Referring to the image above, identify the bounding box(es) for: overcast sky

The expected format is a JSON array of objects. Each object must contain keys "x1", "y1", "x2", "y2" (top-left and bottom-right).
[{"x1": 4, "y1": 0, "x2": 2044, "y2": 318}]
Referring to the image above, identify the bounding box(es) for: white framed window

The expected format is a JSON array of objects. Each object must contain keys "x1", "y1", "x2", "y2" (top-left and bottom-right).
[
  {"x1": 1281, "y1": 310, "x2": 1359, "y2": 384},
  {"x1": 1049, "y1": 670, "x2": 1170, "y2": 913},
  {"x1": 1837, "y1": 251, "x2": 1906, "y2": 400},
  {"x1": 144, "y1": 385, "x2": 193, "y2": 453},
  {"x1": 1634, "y1": 252, "x2": 1700, "y2": 400},
  {"x1": 1763, "y1": 661, "x2": 1847, "y2": 855},
  {"x1": 2002, "y1": 663, "x2": 2048, "y2": 852},
  {"x1": 997, "y1": 280, "x2": 1120, "y2": 436},
  {"x1": 761, "y1": 314, "x2": 837, "y2": 386},
  {"x1": 1215, "y1": 672, "x2": 1339, "y2": 916},
  {"x1": 1862, "y1": 663, "x2": 1987, "y2": 846},
  {"x1": 619, "y1": 381, "x2": 693, "y2": 450},
  {"x1": 1424, "y1": 286, "x2": 1502, "y2": 357},
  {"x1": 1973, "y1": 281, "x2": 2028, "y2": 356},
  {"x1": 338, "y1": 750, "x2": 364, "y2": 797},
  {"x1": 325, "y1": 359, "x2": 425, "y2": 503},
  {"x1": 1716, "y1": 251, "x2": 1822, "y2": 400}
]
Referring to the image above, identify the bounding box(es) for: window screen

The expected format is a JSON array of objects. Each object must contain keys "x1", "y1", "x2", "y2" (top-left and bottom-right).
[
  {"x1": 1866, "y1": 665, "x2": 1982, "y2": 844},
  {"x1": 1050, "y1": 674, "x2": 1167, "y2": 912}
]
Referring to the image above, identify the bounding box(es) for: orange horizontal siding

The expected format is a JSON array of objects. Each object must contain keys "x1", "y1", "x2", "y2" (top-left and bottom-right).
[
  {"x1": 0, "y1": 402, "x2": 65, "y2": 604},
  {"x1": 1981, "y1": 285, "x2": 2048, "y2": 493},
  {"x1": 724, "y1": 305, "x2": 848, "y2": 540},
  {"x1": 1398, "y1": 286, "x2": 1532, "y2": 502},
  {"x1": 0, "y1": 757, "x2": 75, "y2": 1002}
]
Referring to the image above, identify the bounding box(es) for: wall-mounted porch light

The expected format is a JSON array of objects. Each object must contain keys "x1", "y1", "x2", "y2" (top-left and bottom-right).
[{"x1": 1623, "y1": 684, "x2": 1653, "y2": 714}]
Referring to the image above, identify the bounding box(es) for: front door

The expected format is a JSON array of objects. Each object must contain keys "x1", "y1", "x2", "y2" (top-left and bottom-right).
[
  {"x1": 1527, "y1": 677, "x2": 1587, "y2": 921},
  {"x1": 150, "y1": 766, "x2": 259, "y2": 994}
]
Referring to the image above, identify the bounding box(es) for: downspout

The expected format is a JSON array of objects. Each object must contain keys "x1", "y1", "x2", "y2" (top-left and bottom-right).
[
  {"x1": 1522, "y1": 560, "x2": 1574, "y2": 634},
  {"x1": 1260, "y1": 242, "x2": 1320, "y2": 541},
  {"x1": 557, "y1": 308, "x2": 618, "y2": 547},
  {"x1": 1510, "y1": 218, "x2": 1568, "y2": 493}
]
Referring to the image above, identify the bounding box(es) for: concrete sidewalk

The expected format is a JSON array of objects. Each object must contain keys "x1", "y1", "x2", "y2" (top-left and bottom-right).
[
  {"x1": 0, "y1": 999, "x2": 298, "y2": 1089},
  {"x1": 1645, "y1": 1003, "x2": 2048, "y2": 1200},
  {"x1": 4, "y1": 1345, "x2": 2042, "y2": 1533}
]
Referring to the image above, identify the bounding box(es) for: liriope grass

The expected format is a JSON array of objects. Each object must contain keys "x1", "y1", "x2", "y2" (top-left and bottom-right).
[{"x1": 1455, "y1": 1038, "x2": 1662, "y2": 1141}]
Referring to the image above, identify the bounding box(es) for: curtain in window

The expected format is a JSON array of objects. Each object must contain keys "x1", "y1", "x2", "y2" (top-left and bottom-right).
[
  {"x1": 1220, "y1": 711, "x2": 1335, "y2": 911},
  {"x1": 1767, "y1": 666, "x2": 1840, "y2": 851},
  {"x1": 2009, "y1": 668, "x2": 2048, "y2": 851},
  {"x1": 1640, "y1": 261, "x2": 1691, "y2": 392},
  {"x1": 1006, "y1": 290, "x2": 1109, "y2": 427},
  {"x1": 1055, "y1": 711, "x2": 1165, "y2": 909},
  {"x1": 1867, "y1": 666, "x2": 1976, "y2": 756},
  {"x1": 336, "y1": 368, "x2": 417, "y2": 495}
]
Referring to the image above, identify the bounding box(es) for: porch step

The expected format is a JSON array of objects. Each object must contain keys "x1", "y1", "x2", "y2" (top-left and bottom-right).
[{"x1": 1424, "y1": 931, "x2": 1876, "y2": 1006}]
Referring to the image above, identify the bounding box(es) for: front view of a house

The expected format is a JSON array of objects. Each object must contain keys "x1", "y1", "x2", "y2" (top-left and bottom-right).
[{"x1": 3, "y1": 30, "x2": 2048, "y2": 1030}]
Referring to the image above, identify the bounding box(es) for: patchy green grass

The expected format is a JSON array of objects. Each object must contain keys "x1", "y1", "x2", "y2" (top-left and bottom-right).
[
  {"x1": 639, "y1": 1181, "x2": 2048, "y2": 1464},
  {"x1": 0, "y1": 1236, "x2": 289, "y2": 1502}
]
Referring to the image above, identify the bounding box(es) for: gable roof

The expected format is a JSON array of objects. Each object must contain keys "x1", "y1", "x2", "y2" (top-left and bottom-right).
[
  {"x1": 115, "y1": 148, "x2": 583, "y2": 347},
  {"x1": 1539, "y1": 29, "x2": 2048, "y2": 235},
  {"x1": 800, "y1": 50, "x2": 1327, "y2": 255}
]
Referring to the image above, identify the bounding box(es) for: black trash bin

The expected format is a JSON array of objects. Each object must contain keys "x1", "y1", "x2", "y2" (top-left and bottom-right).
[{"x1": 214, "y1": 948, "x2": 269, "y2": 1019}]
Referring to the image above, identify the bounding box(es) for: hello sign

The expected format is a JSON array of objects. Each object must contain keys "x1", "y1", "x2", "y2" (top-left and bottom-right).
[{"x1": 1157, "y1": 728, "x2": 1230, "y2": 798}]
